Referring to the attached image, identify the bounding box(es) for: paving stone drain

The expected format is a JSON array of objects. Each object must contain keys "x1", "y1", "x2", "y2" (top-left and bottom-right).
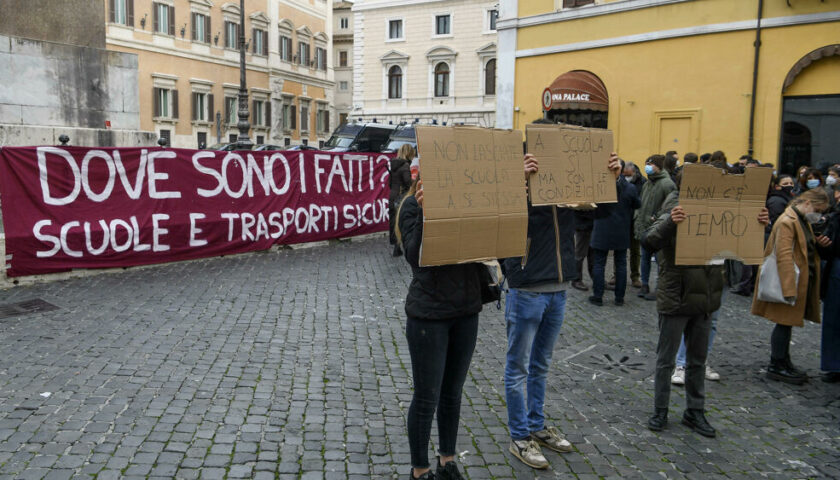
[{"x1": 0, "y1": 299, "x2": 59, "y2": 319}]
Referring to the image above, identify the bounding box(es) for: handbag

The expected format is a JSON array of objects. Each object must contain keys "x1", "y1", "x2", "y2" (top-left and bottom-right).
[
  {"x1": 480, "y1": 261, "x2": 503, "y2": 307},
  {"x1": 756, "y1": 242, "x2": 799, "y2": 305}
]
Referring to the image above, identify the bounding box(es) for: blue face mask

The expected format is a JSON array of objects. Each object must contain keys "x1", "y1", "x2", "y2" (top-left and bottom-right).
[
  {"x1": 807, "y1": 179, "x2": 821, "y2": 189},
  {"x1": 645, "y1": 164, "x2": 655, "y2": 176}
]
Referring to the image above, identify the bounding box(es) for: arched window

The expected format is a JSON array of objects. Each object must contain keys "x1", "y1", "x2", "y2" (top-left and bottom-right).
[
  {"x1": 434, "y1": 62, "x2": 449, "y2": 97},
  {"x1": 388, "y1": 65, "x2": 402, "y2": 99},
  {"x1": 484, "y1": 58, "x2": 496, "y2": 95}
]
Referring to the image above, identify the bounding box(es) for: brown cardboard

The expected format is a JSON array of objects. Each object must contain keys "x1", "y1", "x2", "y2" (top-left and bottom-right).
[
  {"x1": 525, "y1": 123, "x2": 616, "y2": 206},
  {"x1": 675, "y1": 164, "x2": 773, "y2": 265},
  {"x1": 415, "y1": 125, "x2": 528, "y2": 266}
]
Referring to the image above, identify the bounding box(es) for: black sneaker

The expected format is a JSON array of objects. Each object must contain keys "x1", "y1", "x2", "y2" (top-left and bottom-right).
[
  {"x1": 588, "y1": 296, "x2": 603, "y2": 306},
  {"x1": 614, "y1": 298, "x2": 625, "y2": 306},
  {"x1": 409, "y1": 468, "x2": 436, "y2": 480},
  {"x1": 435, "y1": 457, "x2": 464, "y2": 480},
  {"x1": 647, "y1": 408, "x2": 668, "y2": 431}
]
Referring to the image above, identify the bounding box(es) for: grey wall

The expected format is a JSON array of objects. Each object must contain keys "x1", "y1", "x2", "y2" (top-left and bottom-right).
[{"x1": 0, "y1": 0, "x2": 106, "y2": 49}]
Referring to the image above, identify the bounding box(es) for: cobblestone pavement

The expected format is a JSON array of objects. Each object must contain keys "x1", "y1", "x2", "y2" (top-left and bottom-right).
[{"x1": 0, "y1": 236, "x2": 838, "y2": 480}]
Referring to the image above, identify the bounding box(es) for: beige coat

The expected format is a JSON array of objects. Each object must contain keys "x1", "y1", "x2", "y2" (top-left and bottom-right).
[{"x1": 752, "y1": 207, "x2": 821, "y2": 327}]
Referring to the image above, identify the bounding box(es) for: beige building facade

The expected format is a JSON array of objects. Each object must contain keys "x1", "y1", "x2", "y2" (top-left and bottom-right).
[
  {"x1": 105, "y1": 0, "x2": 335, "y2": 149},
  {"x1": 351, "y1": 0, "x2": 499, "y2": 126},
  {"x1": 333, "y1": 1, "x2": 354, "y2": 126}
]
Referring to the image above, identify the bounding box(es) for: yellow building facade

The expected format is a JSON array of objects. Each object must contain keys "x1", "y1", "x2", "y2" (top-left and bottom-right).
[
  {"x1": 496, "y1": 0, "x2": 840, "y2": 172},
  {"x1": 105, "y1": 0, "x2": 334, "y2": 149}
]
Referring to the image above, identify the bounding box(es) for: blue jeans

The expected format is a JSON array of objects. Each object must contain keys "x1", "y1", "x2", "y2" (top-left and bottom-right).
[
  {"x1": 504, "y1": 289, "x2": 566, "y2": 440},
  {"x1": 640, "y1": 244, "x2": 654, "y2": 287},
  {"x1": 676, "y1": 290, "x2": 725, "y2": 367},
  {"x1": 591, "y1": 248, "x2": 628, "y2": 301}
]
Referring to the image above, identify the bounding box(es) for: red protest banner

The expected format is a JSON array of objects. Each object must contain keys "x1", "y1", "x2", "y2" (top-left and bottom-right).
[{"x1": 0, "y1": 146, "x2": 392, "y2": 277}]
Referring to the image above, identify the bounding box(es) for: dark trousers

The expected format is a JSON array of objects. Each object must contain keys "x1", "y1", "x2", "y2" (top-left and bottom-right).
[
  {"x1": 654, "y1": 313, "x2": 711, "y2": 410},
  {"x1": 406, "y1": 314, "x2": 478, "y2": 469},
  {"x1": 389, "y1": 205, "x2": 398, "y2": 245},
  {"x1": 770, "y1": 324, "x2": 793, "y2": 362},
  {"x1": 734, "y1": 262, "x2": 757, "y2": 294},
  {"x1": 822, "y1": 258, "x2": 840, "y2": 372},
  {"x1": 629, "y1": 237, "x2": 641, "y2": 283},
  {"x1": 575, "y1": 229, "x2": 593, "y2": 281},
  {"x1": 592, "y1": 248, "x2": 627, "y2": 301}
]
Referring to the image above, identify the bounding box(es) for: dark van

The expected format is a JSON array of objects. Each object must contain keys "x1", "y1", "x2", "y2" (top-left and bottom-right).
[
  {"x1": 322, "y1": 122, "x2": 396, "y2": 153},
  {"x1": 381, "y1": 124, "x2": 416, "y2": 154}
]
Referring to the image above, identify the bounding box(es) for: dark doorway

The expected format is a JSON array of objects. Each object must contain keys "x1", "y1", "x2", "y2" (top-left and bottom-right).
[
  {"x1": 780, "y1": 95, "x2": 840, "y2": 174},
  {"x1": 197, "y1": 132, "x2": 207, "y2": 149}
]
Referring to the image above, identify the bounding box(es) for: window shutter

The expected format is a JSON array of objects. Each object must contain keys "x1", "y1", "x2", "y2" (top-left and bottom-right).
[
  {"x1": 205, "y1": 16, "x2": 211, "y2": 43},
  {"x1": 290, "y1": 105, "x2": 296, "y2": 130},
  {"x1": 153, "y1": 4, "x2": 159, "y2": 31},
  {"x1": 324, "y1": 112, "x2": 329, "y2": 133},
  {"x1": 191, "y1": 13, "x2": 196, "y2": 40},
  {"x1": 191, "y1": 92, "x2": 197, "y2": 121},
  {"x1": 153, "y1": 87, "x2": 160, "y2": 117},
  {"x1": 168, "y1": 6, "x2": 175, "y2": 35},
  {"x1": 208, "y1": 94, "x2": 214, "y2": 123},
  {"x1": 109, "y1": 0, "x2": 115, "y2": 23},
  {"x1": 224, "y1": 97, "x2": 230, "y2": 125},
  {"x1": 252, "y1": 100, "x2": 257, "y2": 125},
  {"x1": 127, "y1": 0, "x2": 134, "y2": 26},
  {"x1": 172, "y1": 89, "x2": 179, "y2": 119},
  {"x1": 262, "y1": 32, "x2": 268, "y2": 56},
  {"x1": 251, "y1": 29, "x2": 256, "y2": 53},
  {"x1": 265, "y1": 101, "x2": 271, "y2": 128}
]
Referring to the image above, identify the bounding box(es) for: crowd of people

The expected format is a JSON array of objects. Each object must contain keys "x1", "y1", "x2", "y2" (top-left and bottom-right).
[{"x1": 386, "y1": 143, "x2": 840, "y2": 480}]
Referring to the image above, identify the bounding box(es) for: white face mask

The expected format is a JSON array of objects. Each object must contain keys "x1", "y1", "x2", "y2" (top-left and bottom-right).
[
  {"x1": 827, "y1": 176, "x2": 838, "y2": 186},
  {"x1": 623, "y1": 175, "x2": 634, "y2": 182}
]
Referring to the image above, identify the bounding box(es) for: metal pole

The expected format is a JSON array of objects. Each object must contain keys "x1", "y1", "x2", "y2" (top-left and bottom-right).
[
  {"x1": 747, "y1": 0, "x2": 763, "y2": 159},
  {"x1": 236, "y1": 0, "x2": 252, "y2": 150}
]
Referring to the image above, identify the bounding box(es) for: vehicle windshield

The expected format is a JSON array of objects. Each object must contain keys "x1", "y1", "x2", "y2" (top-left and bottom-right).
[
  {"x1": 325, "y1": 135, "x2": 354, "y2": 148},
  {"x1": 384, "y1": 139, "x2": 415, "y2": 151}
]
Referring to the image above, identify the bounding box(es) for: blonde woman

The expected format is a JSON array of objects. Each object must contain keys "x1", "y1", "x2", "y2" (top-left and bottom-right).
[{"x1": 753, "y1": 188, "x2": 832, "y2": 384}]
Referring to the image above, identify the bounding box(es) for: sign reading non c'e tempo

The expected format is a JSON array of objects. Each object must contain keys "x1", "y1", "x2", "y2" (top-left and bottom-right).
[{"x1": 675, "y1": 164, "x2": 773, "y2": 266}]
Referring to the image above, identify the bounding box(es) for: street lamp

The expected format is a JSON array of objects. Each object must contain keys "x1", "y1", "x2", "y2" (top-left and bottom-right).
[{"x1": 235, "y1": 0, "x2": 253, "y2": 150}]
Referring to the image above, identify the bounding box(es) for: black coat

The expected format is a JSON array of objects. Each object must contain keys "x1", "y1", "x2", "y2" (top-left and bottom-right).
[
  {"x1": 766, "y1": 189, "x2": 793, "y2": 235},
  {"x1": 502, "y1": 205, "x2": 578, "y2": 288},
  {"x1": 389, "y1": 157, "x2": 412, "y2": 207},
  {"x1": 398, "y1": 196, "x2": 483, "y2": 320},
  {"x1": 591, "y1": 178, "x2": 641, "y2": 251}
]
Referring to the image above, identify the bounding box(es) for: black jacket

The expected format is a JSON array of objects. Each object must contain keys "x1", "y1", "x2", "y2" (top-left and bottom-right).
[
  {"x1": 398, "y1": 196, "x2": 483, "y2": 320},
  {"x1": 502, "y1": 205, "x2": 578, "y2": 288},
  {"x1": 591, "y1": 178, "x2": 641, "y2": 251},
  {"x1": 641, "y1": 191, "x2": 724, "y2": 315},
  {"x1": 820, "y1": 208, "x2": 840, "y2": 299},
  {"x1": 765, "y1": 189, "x2": 793, "y2": 235},
  {"x1": 389, "y1": 157, "x2": 412, "y2": 207}
]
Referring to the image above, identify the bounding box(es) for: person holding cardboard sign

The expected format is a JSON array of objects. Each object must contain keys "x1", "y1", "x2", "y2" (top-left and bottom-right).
[
  {"x1": 395, "y1": 179, "x2": 486, "y2": 480},
  {"x1": 501, "y1": 151, "x2": 621, "y2": 470},
  {"x1": 642, "y1": 180, "x2": 770, "y2": 438}
]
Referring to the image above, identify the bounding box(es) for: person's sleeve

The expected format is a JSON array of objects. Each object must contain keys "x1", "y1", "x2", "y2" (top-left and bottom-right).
[
  {"x1": 772, "y1": 222, "x2": 798, "y2": 298},
  {"x1": 400, "y1": 167, "x2": 411, "y2": 189},
  {"x1": 640, "y1": 194, "x2": 678, "y2": 253},
  {"x1": 399, "y1": 196, "x2": 423, "y2": 268}
]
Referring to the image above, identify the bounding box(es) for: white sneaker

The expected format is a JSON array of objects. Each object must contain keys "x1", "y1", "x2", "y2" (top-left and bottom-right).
[
  {"x1": 532, "y1": 426, "x2": 573, "y2": 453},
  {"x1": 705, "y1": 366, "x2": 721, "y2": 381},
  {"x1": 509, "y1": 439, "x2": 549, "y2": 469},
  {"x1": 671, "y1": 366, "x2": 685, "y2": 385}
]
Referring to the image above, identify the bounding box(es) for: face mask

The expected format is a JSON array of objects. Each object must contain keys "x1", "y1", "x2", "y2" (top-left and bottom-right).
[
  {"x1": 807, "y1": 179, "x2": 821, "y2": 189},
  {"x1": 645, "y1": 165, "x2": 655, "y2": 176},
  {"x1": 805, "y1": 212, "x2": 823, "y2": 224},
  {"x1": 781, "y1": 185, "x2": 794, "y2": 195},
  {"x1": 773, "y1": 170, "x2": 777, "y2": 176},
  {"x1": 827, "y1": 176, "x2": 838, "y2": 186},
  {"x1": 623, "y1": 175, "x2": 634, "y2": 183}
]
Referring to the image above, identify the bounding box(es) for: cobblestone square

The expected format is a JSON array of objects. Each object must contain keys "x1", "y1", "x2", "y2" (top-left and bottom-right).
[{"x1": 0, "y1": 236, "x2": 838, "y2": 479}]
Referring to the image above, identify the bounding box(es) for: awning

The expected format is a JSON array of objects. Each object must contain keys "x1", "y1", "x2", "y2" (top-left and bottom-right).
[{"x1": 542, "y1": 70, "x2": 609, "y2": 112}]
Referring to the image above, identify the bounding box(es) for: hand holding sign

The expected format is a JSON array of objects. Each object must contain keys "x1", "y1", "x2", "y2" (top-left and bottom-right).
[
  {"x1": 671, "y1": 206, "x2": 687, "y2": 224},
  {"x1": 415, "y1": 179, "x2": 424, "y2": 209},
  {"x1": 524, "y1": 154, "x2": 539, "y2": 179}
]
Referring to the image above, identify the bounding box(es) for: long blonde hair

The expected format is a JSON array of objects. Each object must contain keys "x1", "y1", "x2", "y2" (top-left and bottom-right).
[
  {"x1": 394, "y1": 178, "x2": 419, "y2": 247},
  {"x1": 397, "y1": 144, "x2": 416, "y2": 162},
  {"x1": 791, "y1": 188, "x2": 830, "y2": 211}
]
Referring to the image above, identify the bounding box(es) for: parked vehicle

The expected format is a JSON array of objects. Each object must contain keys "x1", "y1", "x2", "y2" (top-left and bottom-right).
[
  {"x1": 207, "y1": 143, "x2": 238, "y2": 151},
  {"x1": 382, "y1": 124, "x2": 417, "y2": 154},
  {"x1": 322, "y1": 122, "x2": 396, "y2": 153}
]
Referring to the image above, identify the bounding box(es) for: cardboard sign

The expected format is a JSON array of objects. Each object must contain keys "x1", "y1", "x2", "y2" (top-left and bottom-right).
[
  {"x1": 525, "y1": 123, "x2": 616, "y2": 206},
  {"x1": 415, "y1": 126, "x2": 528, "y2": 266},
  {"x1": 675, "y1": 164, "x2": 773, "y2": 265}
]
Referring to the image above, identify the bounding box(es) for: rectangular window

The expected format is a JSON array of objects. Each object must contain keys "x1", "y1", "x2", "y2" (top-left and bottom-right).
[
  {"x1": 252, "y1": 29, "x2": 268, "y2": 56},
  {"x1": 153, "y1": 3, "x2": 173, "y2": 35},
  {"x1": 159, "y1": 129, "x2": 171, "y2": 146},
  {"x1": 153, "y1": 87, "x2": 177, "y2": 119},
  {"x1": 339, "y1": 81, "x2": 348, "y2": 91},
  {"x1": 225, "y1": 21, "x2": 239, "y2": 49},
  {"x1": 197, "y1": 132, "x2": 207, "y2": 149},
  {"x1": 315, "y1": 47, "x2": 327, "y2": 70},
  {"x1": 340, "y1": 17, "x2": 349, "y2": 29},
  {"x1": 110, "y1": 0, "x2": 134, "y2": 26},
  {"x1": 225, "y1": 96, "x2": 237, "y2": 124},
  {"x1": 282, "y1": 104, "x2": 291, "y2": 130},
  {"x1": 339, "y1": 50, "x2": 348, "y2": 67},
  {"x1": 253, "y1": 100, "x2": 265, "y2": 127},
  {"x1": 298, "y1": 42, "x2": 310, "y2": 66},
  {"x1": 388, "y1": 19, "x2": 403, "y2": 40},
  {"x1": 563, "y1": 0, "x2": 595, "y2": 7},
  {"x1": 158, "y1": 89, "x2": 170, "y2": 117},
  {"x1": 488, "y1": 9, "x2": 498, "y2": 31},
  {"x1": 192, "y1": 13, "x2": 210, "y2": 43},
  {"x1": 315, "y1": 109, "x2": 330, "y2": 133},
  {"x1": 280, "y1": 36, "x2": 293, "y2": 61},
  {"x1": 435, "y1": 15, "x2": 450, "y2": 35},
  {"x1": 300, "y1": 104, "x2": 309, "y2": 132},
  {"x1": 191, "y1": 92, "x2": 212, "y2": 122},
  {"x1": 229, "y1": 133, "x2": 238, "y2": 143},
  {"x1": 284, "y1": 137, "x2": 291, "y2": 146},
  {"x1": 256, "y1": 135, "x2": 264, "y2": 145}
]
